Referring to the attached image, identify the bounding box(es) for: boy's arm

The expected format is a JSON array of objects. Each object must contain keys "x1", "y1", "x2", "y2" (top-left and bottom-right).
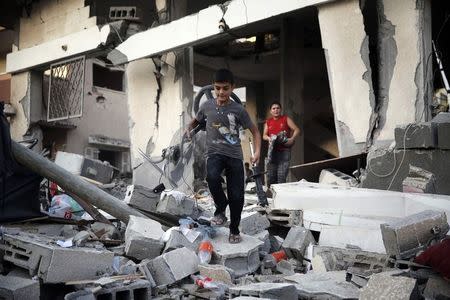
[
  {"x1": 286, "y1": 117, "x2": 300, "y2": 146},
  {"x1": 249, "y1": 124, "x2": 261, "y2": 164},
  {"x1": 262, "y1": 122, "x2": 270, "y2": 142}
]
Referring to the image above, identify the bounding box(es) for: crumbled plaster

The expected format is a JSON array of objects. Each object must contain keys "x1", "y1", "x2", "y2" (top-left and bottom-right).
[
  {"x1": 10, "y1": 72, "x2": 31, "y2": 140},
  {"x1": 336, "y1": 120, "x2": 365, "y2": 157}
]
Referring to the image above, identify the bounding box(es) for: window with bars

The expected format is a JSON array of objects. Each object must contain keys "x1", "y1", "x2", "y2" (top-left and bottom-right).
[{"x1": 47, "y1": 56, "x2": 85, "y2": 122}]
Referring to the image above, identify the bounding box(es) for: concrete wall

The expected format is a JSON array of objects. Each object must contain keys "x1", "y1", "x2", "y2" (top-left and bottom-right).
[
  {"x1": 318, "y1": 0, "x2": 432, "y2": 156},
  {"x1": 9, "y1": 72, "x2": 30, "y2": 139},
  {"x1": 19, "y1": 0, "x2": 96, "y2": 49},
  {"x1": 318, "y1": 0, "x2": 374, "y2": 156},
  {"x1": 65, "y1": 60, "x2": 130, "y2": 155},
  {"x1": 125, "y1": 50, "x2": 194, "y2": 190}
]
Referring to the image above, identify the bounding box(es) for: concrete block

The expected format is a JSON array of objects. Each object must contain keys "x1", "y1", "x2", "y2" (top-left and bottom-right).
[
  {"x1": 380, "y1": 210, "x2": 449, "y2": 259},
  {"x1": 0, "y1": 232, "x2": 114, "y2": 283},
  {"x1": 276, "y1": 260, "x2": 295, "y2": 276},
  {"x1": 64, "y1": 290, "x2": 95, "y2": 300},
  {"x1": 402, "y1": 165, "x2": 436, "y2": 194},
  {"x1": 124, "y1": 216, "x2": 165, "y2": 260},
  {"x1": 423, "y1": 277, "x2": 450, "y2": 299},
  {"x1": 156, "y1": 191, "x2": 195, "y2": 217},
  {"x1": 199, "y1": 264, "x2": 235, "y2": 285},
  {"x1": 229, "y1": 283, "x2": 297, "y2": 299},
  {"x1": 319, "y1": 168, "x2": 358, "y2": 187},
  {"x1": 266, "y1": 209, "x2": 302, "y2": 227},
  {"x1": 55, "y1": 151, "x2": 84, "y2": 175},
  {"x1": 431, "y1": 112, "x2": 450, "y2": 149},
  {"x1": 239, "y1": 212, "x2": 270, "y2": 235},
  {"x1": 163, "y1": 228, "x2": 202, "y2": 253},
  {"x1": 145, "y1": 247, "x2": 199, "y2": 286},
  {"x1": 95, "y1": 279, "x2": 152, "y2": 299},
  {"x1": 254, "y1": 230, "x2": 271, "y2": 253},
  {"x1": 282, "y1": 226, "x2": 315, "y2": 260},
  {"x1": 0, "y1": 275, "x2": 40, "y2": 300},
  {"x1": 269, "y1": 235, "x2": 284, "y2": 252},
  {"x1": 210, "y1": 228, "x2": 263, "y2": 277},
  {"x1": 285, "y1": 271, "x2": 360, "y2": 299},
  {"x1": 360, "y1": 272, "x2": 418, "y2": 300},
  {"x1": 395, "y1": 123, "x2": 437, "y2": 149},
  {"x1": 124, "y1": 185, "x2": 159, "y2": 213},
  {"x1": 81, "y1": 157, "x2": 114, "y2": 184}
]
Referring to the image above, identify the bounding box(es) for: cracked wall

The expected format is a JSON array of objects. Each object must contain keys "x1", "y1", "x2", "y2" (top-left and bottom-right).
[
  {"x1": 9, "y1": 72, "x2": 31, "y2": 140},
  {"x1": 319, "y1": 0, "x2": 432, "y2": 156}
]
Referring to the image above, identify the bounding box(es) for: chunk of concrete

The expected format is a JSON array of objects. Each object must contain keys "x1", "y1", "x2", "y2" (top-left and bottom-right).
[
  {"x1": 285, "y1": 271, "x2": 360, "y2": 299},
  {"x1": 319, "y1": 168, "x2": 358, "y2": 187},
  {"x1": 163, "y1": 228, "x2": 202, "y2": 253},
  {"x1": 266, "y1": 209, "x2": 302, "y2": 227},
  {"x1": 0, "y1": 275, "x2": 40, "y2": 300},
  {"x1": 199, "y1": 264, "x2": 235, "y2": 285},
  {"x1": 124, "y1": 216, "x2": 165, "y2": 260},
  {"x1": 124, "y1": 184, "x2": 159, "y2": 212},
  {"x1": 423, "y1": 277, "x2": 450, "y2": 300},
  {"x1": 229, "y1": 283, "x2": 297, "y2": 299},
  {"x1": 144, "y1": 247, "x2": 199, "y2": 286},
  {"x1": 380, "y1": 210, "x2": 449, "y2": 259},
  {"x1": 402, "y1": 165, "x2": 436, "y2": 194},
  {"x1": 94, "y1": 279, "x2": 152, "y2": 299},
  {"x1": 239, "y1": 212, "x2": 270, "y2": 235},
  {"x1": 395, "y1": 123, "x2": 437, "y2": 149},
  {"x1": 156, "y1": 191, "x2": 195, "y2": 216},
  {"x1": 282, "y1": 226, "x2": 315, "y2": 260},
  {"x1": 431, "y1": 112, "x2": 450, "y2": 149},
  {"x1": 210, "y1": 228, "x2": 263, "y2": 277},
  {"x1": 360, "y1": 272, "x2": 418, "y2": 300},
  {"x1": 254, "y1": 230, "x2": 271, "y2": 253}
]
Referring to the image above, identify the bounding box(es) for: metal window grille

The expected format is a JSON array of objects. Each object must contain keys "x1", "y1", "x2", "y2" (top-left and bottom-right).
[{"x1": 47, "y1": 56, "x2": 85, "y2": 122}]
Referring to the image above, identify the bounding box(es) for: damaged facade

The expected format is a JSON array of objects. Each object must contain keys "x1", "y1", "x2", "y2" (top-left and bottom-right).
[{"x1": 1, "y1": 0, "x2": 450, "y2": 299}]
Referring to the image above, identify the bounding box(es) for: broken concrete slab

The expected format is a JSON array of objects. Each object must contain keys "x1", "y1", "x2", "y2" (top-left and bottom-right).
[
  {"x1": 229, "y1": 282, "x2": 297, "y2": 299},
  {"x1": 266, "y1": 209, "x2": 302, "y2": 227},
  {"x1": 239, "y1": 211, "x2": 270, "y2": 235},
  {"x1": 282, "y1": 226, "x2": 315, "y2": 260},
  {"x1": 359, "y1": 272, "x2": 418, "y2": 300},
  {"x1": 124, "y1": 184, "x2": 159, "y2": 213},
  {"x1": 0, "y1": 275, "x2": 40, "y2": 300},
  {"x1": 431, "y1": 112, "x2": 450, "y2": 149},
  {"x1": 271, "y1": 181, "x2": 450, "y2": 232},
  {"x1": 210, "y1": 227, "x2": 263, "y2": 277},
  {"x1": 254, "y1": 230, "x2": 271, "y2": 253},
  {"x1": 199, "y1": 264, "x2": 235, "y2": 285},
  {"x1": 124, "y1": 215, "x2": 165, "y2": 260},
  {"x1": 394, "y1": 123, "x2": 437, "y2": 149},
  {"x1": 0, "y1": 232, "x2": 114, "y2": 283},
  {"x1": 143, "y1": 247, "x2": 199, "y2": 286},
  {"x1": 163, "y1": 227, "x2": 202, "y2": 253},
  {"x1": 402, "y1": 165, "x2": 436, "y2": 194},
  {"x1": 380, "y1": 210, "x2": 449, "y2": 259},
  {"x1": 285, "y1": 271, "x2": 360, "y2": 299},
  {"x1": 94, "y1": 279, "x2": 152, "y2": 299},
  {"x1": 319, "y1": 168, "x2": 358, "y2": 187}
]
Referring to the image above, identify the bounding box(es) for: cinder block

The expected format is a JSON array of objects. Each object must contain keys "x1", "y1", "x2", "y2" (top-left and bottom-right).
[
  {"x1": 380, "y1": 210, "x2": 449, "y2": 259},
  {"x1": 144, "y1": 247, "x2": 199, "y2": 286},
  {"x1": 266, "y1": 209, "x2": 302, "y2": 227},
  {"x1": 432, "y1": 112, "x2": 450, "y2": 149},
  {"x1": 0, "y1": 275, "x2": 40, "y2": 300},
  {"x1": 360, "y1": 272, "x2": 418, "y2": 300},
  {"x1": 124, "y1": 185, "x2": 159, "y2": 213},
  {"x1": 95, "y1": 279, "x2": 152, "y2": 300},
  {"x1": 395, "y1": 123, "x2": 437, "y2": 149},
  {"x1": 229, "y1": 283, "x2": 297, "y2": 299},
  {"x1": 156, "y1": 192, "x2": 195, "y2": 217},
  {"x1": 124, "y1": 216, "x2": 165, "y2": 260},
  {"x1": 282, "y1": 226, "x2": 315, "y2": 260},
  {"x1": 163, "y1": 228, "x2": 202, "y2": 253},
  {"x1": 239, "y1": 212, "x2": 270, "y2": 235}
]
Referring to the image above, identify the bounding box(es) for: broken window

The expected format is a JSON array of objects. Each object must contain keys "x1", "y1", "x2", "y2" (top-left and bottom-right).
[
  {"x1": 47, "y1": 56, "x2": 85, "y2": 122},
  {"x1": 92, "y1": 63, "x2": 124, "y2": 92}
]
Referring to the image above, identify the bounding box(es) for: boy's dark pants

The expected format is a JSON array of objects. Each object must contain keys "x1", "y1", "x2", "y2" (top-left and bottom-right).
[{"x1": 206, "y1": 154, "x2": 244, "y2": 235}]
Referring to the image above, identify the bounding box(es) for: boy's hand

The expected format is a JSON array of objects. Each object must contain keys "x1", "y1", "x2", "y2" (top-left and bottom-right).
[
  {"x1": 251, "y1": 151, "x2": 260, "y2": 165},
  {"x1": 285, "y1": 137, "x2": 295, "y2": 146}
]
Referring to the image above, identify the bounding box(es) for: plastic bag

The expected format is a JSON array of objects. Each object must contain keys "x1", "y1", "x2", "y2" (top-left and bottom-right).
[{"x1": 48, "y1": 194, "x2": 84, "y2": 219}]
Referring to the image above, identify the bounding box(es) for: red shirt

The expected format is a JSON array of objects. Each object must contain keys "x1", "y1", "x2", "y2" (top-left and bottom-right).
[{"x1": 266, "y1": 115, "x2": 291, "y2": 151}]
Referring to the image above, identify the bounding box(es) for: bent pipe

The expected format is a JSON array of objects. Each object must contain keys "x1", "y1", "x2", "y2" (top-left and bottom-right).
[{"x1": 193, "y1": 84, "x2": 242, "y2": 114}]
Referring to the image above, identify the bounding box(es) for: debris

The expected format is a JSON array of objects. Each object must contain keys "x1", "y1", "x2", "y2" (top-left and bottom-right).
[
  {"x1": 0, "y1": 275, "x2": 40, "y2": 300},
  {"x1": 124, "y1": 184, "x2": 159, "y2": 212},
  {"x1": 156, "y1": 190, "x2": 196, "y2": 217},
  {"x1": 239, "y1": 211, "x2": 270, "y2": 235},
  {"x1": 318, "y1": 168, "x2": 358, "y2": 187},
  {"x1": 266, "y1": 209, "x2": 302, "y2": 227},
  {"x1": 380, "y1": 210, "x2": 449, "y2": 259},
  {"x1": 198, "y1": 264, "x2": 235, "y2": 285},
  {"x1": 423, "y1": 277, "x2": 450, "y2": 300},
  {"x1": 282, "y1": 226, "x2": 315, "y2": 261},
  {"x1": 402, "y1": 165, "x2": 437, "y2": 194},
  {"x1": 124, "y1": 216, "x2": 165, "y2": 260},
  {"x1": 229, "y1": 282, "x2": 297, "y2": 299},
  {"x1": 359, "y1": 271, "x2": 419, "y2": 300}
]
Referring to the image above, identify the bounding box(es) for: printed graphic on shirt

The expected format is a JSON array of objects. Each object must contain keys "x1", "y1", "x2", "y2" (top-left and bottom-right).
[{"x1": 214, "y1": 113, "x2": 239, "y2": 145}]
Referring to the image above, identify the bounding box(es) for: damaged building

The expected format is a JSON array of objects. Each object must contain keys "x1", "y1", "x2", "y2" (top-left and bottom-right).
[{"x1": 0, "y1": 0, "x2": 450, "y2": 299}]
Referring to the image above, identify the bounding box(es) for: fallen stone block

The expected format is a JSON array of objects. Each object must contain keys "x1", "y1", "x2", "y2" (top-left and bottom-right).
[
  {"x1": 380, "y1": 210, "x2": 449, "y2": 259},
  {"x1": 163, "y1": 228, "x2": 202, "y2": 253},
  {"x1": 210, "y1": 228, "x2": 263, "y2": 277},
  {"x1": 276, "y1": 260, "x2": 295, "y2": 276},
  {"x1": 431, "y1": 112, "x2": 450, "y2": 149},
  {"x1": 95, "y1": 279, "x2": 152, "y2": 299},
  {"x1": 254, "y1": 230, "x2": 271, "y2": 253},
  {"x1": 402, "y1": 165, "x2": 437, "y2": 194},
  {"x1": 229, "y1": 283, "x2": 297, "y2": 299},
  {"x1": 156, "y1": 191, "x2": 195, "y2": 217},
  {"x1": 0, "y1": 275, "x2": 40, "y2": 300},
  {"x1": 395, "y1": 122, "x2": 437, "y2": 149},
  {"x1": 124, "y1": 184, "x2": 159, "y2": 212},
  {"x1": 285, "y1": 271, "x2": 360, "y2": 299},
  {"x1": 282, "y1": 226, "x2": 315, "y2": 260},
  {"x1": 319, "y1": 168, "x2": 358, "y2": 187},
  {"x1": 199, "y1": 264, "x2": 235, "y2": 285},
  {"x1": 124, "y1": 216, "x2": 165, "y2": 260},
  {"x1": 144, "y1": 247, "x2": 199, "y2": 286},
  {"x1": 90, "y1": 222, "x2": 119, "y2": 239},
  {"x1": 423, "y1": 276, "x2": 450, "y2": 300},
  {"x1": 239, "y1": 212, "x2": 270, "y2": 235},
  {"x1": 269, "y1": 235, "x2": 284, "y2": 252},
  {"x1": 360, "y1": 272, "x2": 418, "y2": 300},
  {"x1": 0, "y1": 232, "x2": 114, "y2": 283},
  {"x1": 266, "y1": 209, "x2": 302, "y2": 227}
]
